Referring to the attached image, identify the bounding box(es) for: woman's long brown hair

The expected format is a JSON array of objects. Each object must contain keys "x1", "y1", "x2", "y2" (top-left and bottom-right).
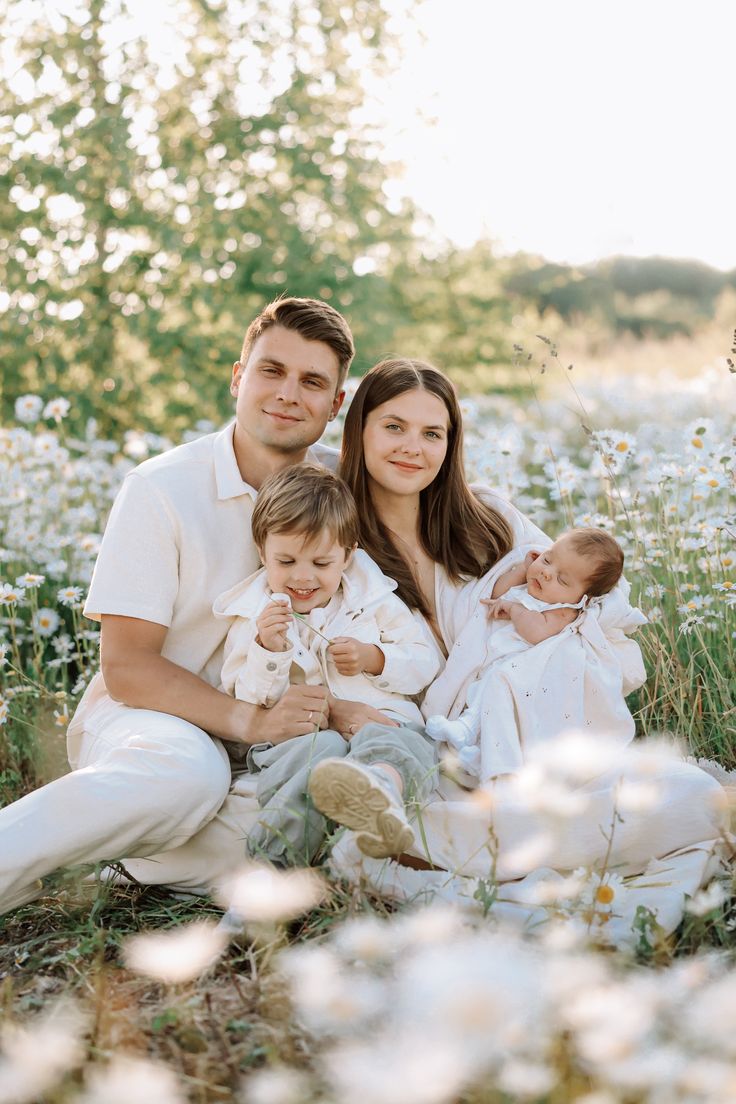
[{"x1": 339, "y1": 358, "x2": 513, "y2": 617}]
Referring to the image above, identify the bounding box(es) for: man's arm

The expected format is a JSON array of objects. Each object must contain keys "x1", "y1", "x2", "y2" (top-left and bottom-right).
[{"x1": 101, "y1": 615, "x2": 329, "y2": 745}]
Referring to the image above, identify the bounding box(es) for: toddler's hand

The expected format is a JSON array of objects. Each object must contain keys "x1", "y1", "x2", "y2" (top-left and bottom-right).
[
  {"x1": 328, "y1": 636, "x2": 365, "y2": 676},
  {"x1": 256, "y1": 598, "x2": 291, "y2": 652},
  {"x1": 329, "y1": 637, "x2": 384, "y2": 677}
]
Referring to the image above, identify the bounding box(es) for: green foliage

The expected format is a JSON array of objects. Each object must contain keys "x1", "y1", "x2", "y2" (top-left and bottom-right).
[
  {"x1": 0, "y1": 0, "x2": 423, "y2": 435},
  {"x1": 504, "y1": 253, "x2": 734, "y2": 341}
]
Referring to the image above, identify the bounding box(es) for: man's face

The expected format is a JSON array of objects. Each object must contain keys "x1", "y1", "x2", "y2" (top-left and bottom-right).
[{"x1": 231, "y1": 326, "x2": 345, "y2": 456}]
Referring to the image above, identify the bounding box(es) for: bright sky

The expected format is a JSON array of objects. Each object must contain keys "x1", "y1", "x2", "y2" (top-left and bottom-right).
[
  {"x1": 377, "y1": 0, "x2": 736, "y2": 269},
  {"x1": 8, "y1": 0, "x2": 735, "y2": 270}
]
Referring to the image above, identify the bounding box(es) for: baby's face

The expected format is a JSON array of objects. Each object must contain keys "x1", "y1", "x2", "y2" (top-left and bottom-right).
[
  {"x1": 526, "y1": 535, "x2": 591, "y2": 605},
  {"x1": 261, "y1": 529, "x2": 352, "y2": 613}
]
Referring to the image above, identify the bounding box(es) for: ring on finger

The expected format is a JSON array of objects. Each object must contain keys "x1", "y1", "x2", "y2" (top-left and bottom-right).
[{"x1": 308, "y1": 711, "x2": 314, "y2": 723}]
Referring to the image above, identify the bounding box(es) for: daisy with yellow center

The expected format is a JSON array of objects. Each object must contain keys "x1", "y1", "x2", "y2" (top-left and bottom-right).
[{"x1": 595, "y1": 884, "x2": 616, "y2": 905}]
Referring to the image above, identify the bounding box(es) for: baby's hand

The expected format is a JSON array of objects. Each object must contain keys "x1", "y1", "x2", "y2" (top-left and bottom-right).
[
  {"x1": 487, "y1": 598, "x2": 513, "y2": 621},
  {"x1": 256, "y1": 598, "x2": 291, "y2": 652},
  {"x1": 328, "y1": 637, "x2": 383, "y2": 677}
]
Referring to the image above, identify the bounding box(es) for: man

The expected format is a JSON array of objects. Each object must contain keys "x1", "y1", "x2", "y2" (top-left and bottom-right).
[{"x1": 0, "y1": 297, "x2": 375, "y2": 913}]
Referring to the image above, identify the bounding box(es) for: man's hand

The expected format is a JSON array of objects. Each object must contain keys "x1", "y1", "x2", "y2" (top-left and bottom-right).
[
  {"x1": 327, "y1": 695, "x2": 398, "y2": 739},
  {"x1": 256, "y1": 599, "x2": 291, "y2": 652},
  {"x1": 252, "y1": 684, "x2": 330, "y2": 745},
  {"x1": 328, "y1": 637, "x2": 384, "y2": 677}
]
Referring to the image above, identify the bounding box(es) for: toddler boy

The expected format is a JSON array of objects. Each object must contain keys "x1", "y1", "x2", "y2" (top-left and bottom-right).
[{"x1": 215, "y1": 463, "x2": 439, "y2": 864}]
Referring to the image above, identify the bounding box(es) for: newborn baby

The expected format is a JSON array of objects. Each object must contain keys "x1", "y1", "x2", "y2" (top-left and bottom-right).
[{"x1": 426, "y1": 528, "x2": 624, "y2": 774}]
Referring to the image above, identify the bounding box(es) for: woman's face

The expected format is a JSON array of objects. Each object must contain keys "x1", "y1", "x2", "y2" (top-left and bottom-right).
[{"x1": 362, "y1": 388, "x2": 450, "y2": 498}]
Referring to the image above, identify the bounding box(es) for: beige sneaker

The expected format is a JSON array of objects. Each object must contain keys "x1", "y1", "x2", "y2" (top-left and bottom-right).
[{"x1": 308, "y1": 759, "x2": 415, "y2": 859}]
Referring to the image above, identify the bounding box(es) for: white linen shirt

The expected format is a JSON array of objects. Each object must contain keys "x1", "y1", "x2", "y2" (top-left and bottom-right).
[
  {"x1": 214, "y1": 549, "x2": 440, "y2": 725},
  {"x1": 72, "y1": 424, "x2": 337, "y2": 734}
]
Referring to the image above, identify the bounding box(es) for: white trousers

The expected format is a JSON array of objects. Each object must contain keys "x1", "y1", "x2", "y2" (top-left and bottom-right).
[{"x1": 0, "y1": 696, "x2": 232, "y2": 913}]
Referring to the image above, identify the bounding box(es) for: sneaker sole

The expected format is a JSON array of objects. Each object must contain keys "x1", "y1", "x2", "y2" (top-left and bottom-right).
[{"x1": 309, "y1": 760, "x2": 415, "y2": 859}]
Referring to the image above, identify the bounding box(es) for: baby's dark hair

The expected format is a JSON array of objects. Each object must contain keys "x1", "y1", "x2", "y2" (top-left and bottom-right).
[
  {"x1": 567, "y1": 528, "x2": 624, "y2": 597},
  {"x1": 251, "y1": 462, "x2": 359, "y2": 553}
]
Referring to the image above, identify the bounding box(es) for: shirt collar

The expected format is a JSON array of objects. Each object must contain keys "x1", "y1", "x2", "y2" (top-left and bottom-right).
[
  {"x1": 213, "y1": 422, "x2": 257, "y2": 501},
  {"x1": 213, "y1": 422, "x2": 332, "y2": 502}
]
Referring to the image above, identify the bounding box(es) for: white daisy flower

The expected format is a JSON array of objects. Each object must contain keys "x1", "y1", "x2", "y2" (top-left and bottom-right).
[
  {"x1": 14, "y1": 394, "x2": 43, "y2": 423},
  {"x1": 43, "y1": 397, "x2": 71, "y2": 421},
  {"x1": 57, "y1": 585, "x2": 84, "y2": 607},
  {"x1": 32, "y1": 608, "x2": 61, "y2": 636},
  {"x1": 15, "y1": 572, "x2": 45, "y2": 588},
  {"x1": 0, "y1": 583, "x2": 26, "y2": 605}
]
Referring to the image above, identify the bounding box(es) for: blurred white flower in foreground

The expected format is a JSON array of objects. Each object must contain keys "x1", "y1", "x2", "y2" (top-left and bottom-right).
[
  {"x1": 239, "y1": 1067, "x2": 311, "y2": 1104},
  {"x1": 324, "y1": 1033, "x2": 466, "y2": 1104},
  {"x1": 78, "y1": 1056, "x2": 186, "y2": 1104},
  {"x1": 218, "y1": 863, "x2": 325, "y2": 924},
  {"x1": 0, "y1": 1002, "x2": 85, "y2": 1104},
  {"x1": 124, "y1": 920, "x2": 227, "y2": 983},
  {"x1": 685, "y1": 881, "x2": 728, "y2": 917}
]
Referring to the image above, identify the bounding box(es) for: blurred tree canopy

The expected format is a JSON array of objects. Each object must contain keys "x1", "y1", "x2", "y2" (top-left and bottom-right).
[
  {"x1": 1, "y1": 0, "x2": 732, "y2": 436},
  {"x1": 0, "y1": 0, "x2": 428, "y2": 434}
]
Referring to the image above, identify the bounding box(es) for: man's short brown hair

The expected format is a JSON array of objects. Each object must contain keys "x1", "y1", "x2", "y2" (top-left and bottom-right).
[
  {"x1": 240, "y1": 297, "x2": 355, "y2": 387},
  {"x1": 251, "y1": 463, "x2": 360, "y2": 553},
  {"x1": 567, "y1": 527, "x2": 624, "y2": 597}
]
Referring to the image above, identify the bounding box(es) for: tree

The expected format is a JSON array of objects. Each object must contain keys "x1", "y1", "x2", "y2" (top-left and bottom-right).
[{"x1": 0, "y1": 0, "x2": 418, "y2": 434}]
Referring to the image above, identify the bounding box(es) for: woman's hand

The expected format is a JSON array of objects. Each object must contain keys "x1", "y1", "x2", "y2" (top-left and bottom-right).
[
  {"x1": 327, "y1": 694, "x2": 399, "y2": 739},
  {"x1": 256, "y1": 599, "x2": 291, "y2": 652},
  {"x1": 328, "y1": 637, "x2": 385, "y2": 677}
]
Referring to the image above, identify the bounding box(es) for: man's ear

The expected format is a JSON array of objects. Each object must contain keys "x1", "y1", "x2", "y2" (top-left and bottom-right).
[
  {"x1": 329, "y1": 388, "x2": 346, "y2": 421},
  {"x1": 230, "y1": 361, "x2": 243, "y2": 398}
]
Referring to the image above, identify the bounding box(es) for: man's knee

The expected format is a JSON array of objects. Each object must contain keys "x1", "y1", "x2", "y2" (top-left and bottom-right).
[{"x1": 100, "y1": 718, "x2": 231, "y2": 833}]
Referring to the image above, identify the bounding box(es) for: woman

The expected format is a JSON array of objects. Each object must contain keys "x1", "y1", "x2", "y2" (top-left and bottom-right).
[
  {"x1": 328, "y1": 358, "x2": 726, "y2": 946},
  {"x1": 327, "y1": 356, "x2": 548, "y2": 740}
]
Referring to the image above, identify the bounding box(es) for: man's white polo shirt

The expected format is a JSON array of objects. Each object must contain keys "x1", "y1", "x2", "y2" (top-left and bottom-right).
[{"x1": 82, "y1": 423, "x2": 338, "y2": 694}]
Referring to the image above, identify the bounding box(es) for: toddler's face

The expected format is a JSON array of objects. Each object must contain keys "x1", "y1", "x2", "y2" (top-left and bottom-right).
[
  {"x1": 261, "y1": 529, "x2": 352, "y2": 613},
  {"x1": 526, "y1": 535, "x2": 591, "y2": 605}
]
